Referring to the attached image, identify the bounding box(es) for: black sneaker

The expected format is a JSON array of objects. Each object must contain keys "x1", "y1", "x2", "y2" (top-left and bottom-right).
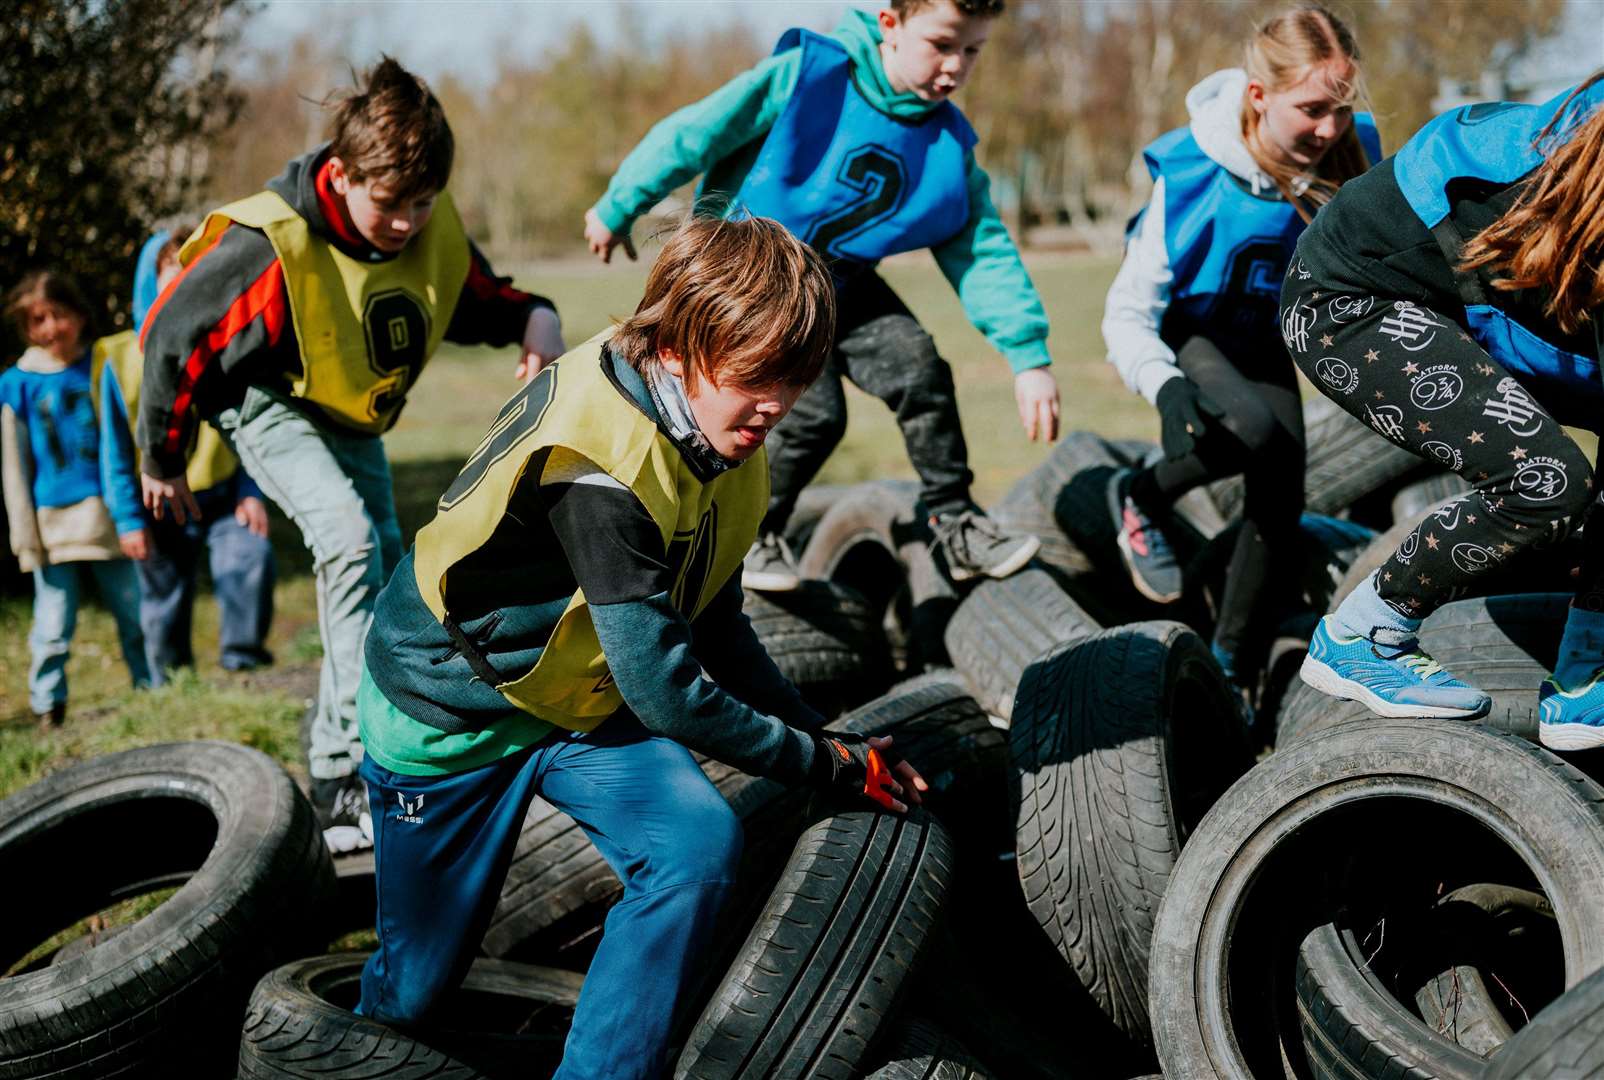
[
  {"x1": 930, "y1": 507, "x2": 1040, "y2": 583},
  {"x1": 742, "y1": 533, "x2": 802, "y2": 592},
  {"x1": 34, "y1": 701, "x2": 66, "y2": 728},
  {"x1": 1107, "y1": 468, "x2": 1182, "y2": 603},
  {"x1": 311, "y1": 775, "x2": 373, "y2": 854}
]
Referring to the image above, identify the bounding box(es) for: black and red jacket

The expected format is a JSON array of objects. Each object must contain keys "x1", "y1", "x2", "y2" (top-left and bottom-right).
[{"x1": 136, "y1": 144, "x2": 554, "y2": 477}]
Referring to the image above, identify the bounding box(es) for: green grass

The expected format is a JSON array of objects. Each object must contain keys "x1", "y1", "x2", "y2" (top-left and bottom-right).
[{"x1": 0, "y1": 251, "x2": 1141, "y2": 800}]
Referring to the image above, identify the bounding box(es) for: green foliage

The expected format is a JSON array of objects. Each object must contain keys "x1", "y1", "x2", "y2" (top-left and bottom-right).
[{"x1": 0, "y1": 0, "x2": 246, "y2": 352}]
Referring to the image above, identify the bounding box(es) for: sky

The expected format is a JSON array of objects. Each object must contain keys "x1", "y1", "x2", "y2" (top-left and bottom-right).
[
  {"x1": 243, "y1": 1, "x2": 876, "y2": 88},
  {"x1": 244, "y1": 0, "x2": 1603, "y2": 91}
]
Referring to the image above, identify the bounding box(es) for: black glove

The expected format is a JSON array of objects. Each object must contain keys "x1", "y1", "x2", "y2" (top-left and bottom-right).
[
  {"x1": 809, "y1": 731, "x2": 902, "y2": 811},
  {"x1": 1155, "y1": 377, "x2": 1224, "y2": 461}
]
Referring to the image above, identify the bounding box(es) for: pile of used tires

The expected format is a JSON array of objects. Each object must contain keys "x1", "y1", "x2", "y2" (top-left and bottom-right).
[{"x1": 8, "y1": 398, "x2": 1604, "y2": 1078}]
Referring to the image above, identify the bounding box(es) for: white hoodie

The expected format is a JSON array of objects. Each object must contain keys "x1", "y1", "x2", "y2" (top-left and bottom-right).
[{"x1": 1102, "y1": 69, "x2": 1281, "y2": 404}]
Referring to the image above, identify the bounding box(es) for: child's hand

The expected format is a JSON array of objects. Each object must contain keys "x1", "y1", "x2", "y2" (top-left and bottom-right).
[
  {"x1": 812, "y1": 732, "x2": 929, "y2": 814},
  {"x1": 515, "y1": 306, "x2": 566, "y2": 382},
  {"x1": 142, "y1": 472, "x2": 201, "y2": 525},
  {"x1": 1014, "y1": 367, "x2": 1060, "y2": 442},
  {"x1": 235, "y1": 496, "x2": 270, "y2": 538},
  {"x1": 584, "y1": 208, "x2": 637, "y2": 264},
  {"x1": 118, "y1": 528, "x2": 149, "y2": 561}
]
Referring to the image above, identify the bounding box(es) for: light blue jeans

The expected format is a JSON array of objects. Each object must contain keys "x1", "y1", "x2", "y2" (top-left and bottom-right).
[
  {"x1": 215, "y1": 391, "x2": 401, "y2": 779},
  {"x1": 29, "y1": 559, "x2": 149, "y2": 714}
]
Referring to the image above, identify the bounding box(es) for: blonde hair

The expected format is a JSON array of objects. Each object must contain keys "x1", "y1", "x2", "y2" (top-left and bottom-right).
[
  {"x1": 1458, "y1": 72, "x2": 1604, "y2": 335},
  {"x1": 1240, "y1": 6, "x2": 1371, "y2": 223},
  {"x1": 609, "y1": 215, "x2": 836, "y2": 390}
]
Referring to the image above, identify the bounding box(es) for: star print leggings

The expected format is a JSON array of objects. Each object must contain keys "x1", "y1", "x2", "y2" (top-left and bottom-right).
[{"x1": 1279, "y1": 274, "x2": 1604, "y2": 616}]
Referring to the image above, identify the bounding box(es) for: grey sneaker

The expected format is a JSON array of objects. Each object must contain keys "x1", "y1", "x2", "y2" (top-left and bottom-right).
[
  {"x1": 1107, "y1": 468, "x2": 1182, "y2": 604},
  {"x1": 312, "y1": 775, "x2": 374, "y2": 854},
  {"x1": 742, "y1": 533, "x2": 802, "y2": 592},
  {"x1": 931, "y1": 508, "x2": 1040, "y2": 583}
]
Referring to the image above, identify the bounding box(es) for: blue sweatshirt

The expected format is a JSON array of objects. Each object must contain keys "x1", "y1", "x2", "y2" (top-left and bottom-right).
[
  {"x1": 0, "y1": 347, "x2": 141, "y2": 533},
  {"x1": 593, "y1": 10, "x2": 1051, "y2": 374}
]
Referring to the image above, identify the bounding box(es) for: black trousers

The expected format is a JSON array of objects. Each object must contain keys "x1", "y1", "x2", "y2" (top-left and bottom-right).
[
  {"x1": 1134, "y1": 336, "x2": 1306, "y2": 660},
  {"x1": 1281, "y1": 267, "x2": 1604, "y2": 615},
  {"x1": 762, "y1": 272, "x2": 973, "y2": 533}
]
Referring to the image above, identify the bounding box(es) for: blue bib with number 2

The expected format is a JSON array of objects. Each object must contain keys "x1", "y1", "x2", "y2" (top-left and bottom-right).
[{"x1": 732, "y1": 28, "x2": 977, "y2": 277}]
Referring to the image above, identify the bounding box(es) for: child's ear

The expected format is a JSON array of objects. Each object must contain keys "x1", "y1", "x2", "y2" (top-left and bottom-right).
[
  {"x1": 1245, "y1": 79, "x2": 1269, "y2": 116},
  {"x1": 327, "y1": 156, "x2": 351, "y2": 195},
  {"x1": 877, "y1": 8, "x2": 899, "y2": 36},
  {"x1": 657, "y1": 349, "x2": 686, "y2": 380}
]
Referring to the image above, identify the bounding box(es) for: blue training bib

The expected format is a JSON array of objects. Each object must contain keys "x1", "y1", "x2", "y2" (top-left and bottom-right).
[
  {"x1": 1393, "y1": 80, "x2": 1604, "y2": 419},
  {"x1": 733, "y1": 29, "x2": 976, "y2": 276},
  {"x1": 1138, "y1": 114, "x2": 1381, "y2": 360}
]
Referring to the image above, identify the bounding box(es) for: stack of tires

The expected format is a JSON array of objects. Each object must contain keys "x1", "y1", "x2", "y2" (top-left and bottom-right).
[
  {"x1": 0, "y1": 742, "x2": 335, "y2": 1078},
  {"x1": 14, "y1": 386, "x2": 1603, "y2": 1080}
]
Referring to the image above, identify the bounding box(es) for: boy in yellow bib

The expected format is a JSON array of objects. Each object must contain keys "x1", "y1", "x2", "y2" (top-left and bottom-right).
[
  {"x1": 356, "y1": 216, "x2": 926, "y2": 1079},
  {"x1": 137, "y1": 58, "x2": 566, "y2": 851}
]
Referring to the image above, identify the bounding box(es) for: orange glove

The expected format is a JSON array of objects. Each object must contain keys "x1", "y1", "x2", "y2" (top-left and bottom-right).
[{"x1": 812, "y1": 732, "x2": 902, "y2": 811}]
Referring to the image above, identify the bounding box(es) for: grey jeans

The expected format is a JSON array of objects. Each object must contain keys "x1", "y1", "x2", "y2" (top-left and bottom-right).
[{"x1": 216, "y1": 390, "x2": 402, "y2": 779}]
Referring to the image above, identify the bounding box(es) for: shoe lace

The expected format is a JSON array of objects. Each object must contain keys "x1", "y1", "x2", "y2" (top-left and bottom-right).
[
  {"x1": 1371, "y1": 635, "x2": 1445, "y2": 680},
  {"x1": 936, "y1": 511, "x2": 997, "y2": 559},
  {"x1": 330, "y1": 785, "x2": 365, "y2": 819},
  {"x1": 1123, "y1": 500, "x2": 1170, "y2": 557}
]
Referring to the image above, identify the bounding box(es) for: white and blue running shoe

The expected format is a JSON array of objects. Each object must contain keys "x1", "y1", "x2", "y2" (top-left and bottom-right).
[
  {"x1": 1539, "y1": 670, "x2": 1604, "y2": 750},
  {"x1": 1300, "y1": 615, "x2": 1491, "y2": 719}
]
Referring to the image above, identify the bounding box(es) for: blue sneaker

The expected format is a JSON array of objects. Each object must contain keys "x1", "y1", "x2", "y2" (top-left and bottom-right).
[
  {"x1": 1539, "y1": 670, "x2": 1604, "y2": 750},
  {"x1": 1300, "y1": 615, "x2": 1491, "y2": 719}
]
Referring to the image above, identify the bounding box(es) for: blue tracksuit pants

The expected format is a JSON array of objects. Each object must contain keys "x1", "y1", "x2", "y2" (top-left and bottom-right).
[{"x1": 357, "y1": 711, "x2": 744, "y2": 1080}]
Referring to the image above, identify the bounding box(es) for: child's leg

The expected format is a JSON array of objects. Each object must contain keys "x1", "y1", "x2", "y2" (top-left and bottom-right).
[
  {"x1": 832, "y1": 273, "x2": 972, "y2": 517},
  {"x1": 217, "y1": 398, "x2": 385, "y2": 784},
  {"x1": 1284, "y1": 287, "x2": 1594, "y2": 624},
  {"x1": 205, "y1": 492, "x2": 276, "y2": 670},
  {"x1": 357, "y1": 746, "x2": 548, "y2": 1025},
  {"x1": 538, "y1": 713, "x2": 742, "y2": 1080},
  {"x1": 1173, "y1": 339, "x2": 1306, "y2": 673},
  {"x1": 1113, "y1": 336, "x2": 1305, "y2": 613},
  {"x1": 86, "y1": 559, "x2": 150, "y2": 690},
  {"x1": 760, "y1": 359, "x2": 847, "y2": 536},
  {"x1": 136, "y1": 514, "x2": 201, "y2": 684},
  {"x1": 27, "y1": 564, "x2": 79, "y2": 714}
]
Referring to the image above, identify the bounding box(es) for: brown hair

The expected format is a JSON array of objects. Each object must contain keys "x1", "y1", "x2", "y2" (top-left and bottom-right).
[
  {"x1": 610, "y1": 215, "x2": 835, "y2": 390},
  {"x1": 324, "y1": 56, "x2": 453, "y2": 202},
  {"x1": 1459, "y1": 72, "x2": 1604, "y2": 334},
  {"x1": 1240, "y1": 6, "x2": 1371, "y2": 223},
  {"x1": 5, "y1": 271, "x2": 93, "y2": 341},
  {"x1": 156, "y1": 220, "x2": 199, "y2": 275},
  {"x1": 892, "y1": 0, "x2": 1005, "y2": 17}
]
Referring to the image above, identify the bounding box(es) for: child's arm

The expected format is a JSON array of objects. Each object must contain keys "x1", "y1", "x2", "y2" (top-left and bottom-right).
[
  {"x1": 138, "y1": 223, "x2": 285, "y2": 522},
  {"x1": 690, "y1": 577, "x2": 824, "y2": 732},
  {"x1": 930, "y1": 156, "x2": 1054, "y2": 374},
  {"x1": 444, "y1": 241, "x2": 564, "y2": 380},
  {"x1": 0, "y1": 377, "x2": 44, "y2": 569},
  {"x1": 97, "y1": 363, "x2": 149, "y2": 558},
  {"x1": 541, "y1": 450, "x2": 818, "y2": 783},
  {"x1": 1100, "y1": 180, "x2": 1183, "y2": 405},
  {"x1": 588, "y1": 51, "x2": 803, "y2": 252},
  {"x1": 931, "y1": 156, "x2": 1059, "y2": 439}
]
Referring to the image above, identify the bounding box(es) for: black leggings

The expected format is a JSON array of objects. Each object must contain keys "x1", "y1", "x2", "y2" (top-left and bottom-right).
[
  {"x1": 762, "y1": 272, "x2": 973, "y2": 533},
  {"x1": 1132, "y1": 336, "x2": 1306, "y2": 661},
  {"x1": 1280, "y1": 272, "x2": 1604, "y2": 615}
]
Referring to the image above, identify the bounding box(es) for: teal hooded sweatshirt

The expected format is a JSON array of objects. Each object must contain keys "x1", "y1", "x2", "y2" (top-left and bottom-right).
[{"x1": 592, "y1": 9, "x2": 1052, "y2": 374}]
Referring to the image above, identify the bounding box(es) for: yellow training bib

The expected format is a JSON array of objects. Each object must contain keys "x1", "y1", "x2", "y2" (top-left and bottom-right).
[
  {"x1": 183, "y1": 189, "x2": 470, "y2": 434},
  {"x1": 413, "y1": 333, "x2": 766, "y2": 731},
  {"x1": 91, "y1": 332, "x2": 237, "y2": 493}
]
